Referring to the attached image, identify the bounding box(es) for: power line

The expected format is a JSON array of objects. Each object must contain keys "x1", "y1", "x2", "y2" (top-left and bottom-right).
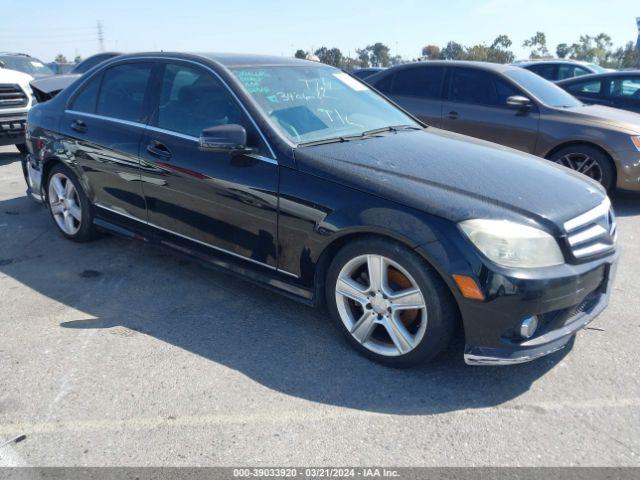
[{"x1": 97, "y1": 21, "x2": 104, "y2": 52}]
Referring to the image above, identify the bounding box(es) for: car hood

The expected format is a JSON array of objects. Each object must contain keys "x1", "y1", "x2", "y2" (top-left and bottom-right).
[
  {"x1": 30, "y1": 74, "x2": 80, "y2": 95},
  {"x1": 561, "y1": 104, "x2": 640, "y2": 134},
  {"x1": 0, "y1": 68, "x2": 33, "y2": 85},
  {"x1": 293, "y1": 128, "x2": 606, "y2": 230}
]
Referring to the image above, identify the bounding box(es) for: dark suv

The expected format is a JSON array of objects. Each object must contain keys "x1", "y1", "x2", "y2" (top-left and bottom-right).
[{"x1": 368, "y1": 61, "x2": 640, "y2": 192}]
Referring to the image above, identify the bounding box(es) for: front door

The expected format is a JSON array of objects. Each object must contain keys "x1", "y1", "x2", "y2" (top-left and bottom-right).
[
  {"x1": 441, "y1": 67, "x2": 539, "y2": 153},
  {"x1": 138, "y1": 61, "x2": 279, "y2": 267}
]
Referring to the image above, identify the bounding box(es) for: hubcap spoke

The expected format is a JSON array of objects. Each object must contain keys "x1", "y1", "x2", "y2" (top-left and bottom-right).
[
  {"x1": 381, "y1": 315, "x2": 414, "y2": 354},
  {"x1": 64, "y1": 179, "x2": 74, "y2": 199},
  {"x1": 50, "y1": 202, "x2": 64, "y2": 215},
  {"x1": 63, "y1": 211, "x2": 76, "y2": 232},
  {"x1": 389, "y1": 287, "x2": 425, "y2": 311},
  {"x1": 52, "y1": 176, "x2": 65, "y2": 200},
  {"x1": 68, "y1": 203, "x2": 82, "y2": 221},
  {"x1": 350, "y1": 311, "x2": 378, "y2": 344},
  {"x1": 336, "y1": 276, "x2": 369, "y2": 306},
  {"x1": 366, "y1": 254, "x2": 387, "y2": 294}
]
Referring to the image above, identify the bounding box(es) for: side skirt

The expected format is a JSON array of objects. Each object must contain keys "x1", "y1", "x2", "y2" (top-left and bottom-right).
[{"x1": 92, "y1": 216, "x2": 315, "y2": 306}]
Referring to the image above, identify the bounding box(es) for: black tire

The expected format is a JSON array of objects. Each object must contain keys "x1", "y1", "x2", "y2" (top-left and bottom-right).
[
  {"x1": 15, "y1": 143, "x2": 28, "y2": 154},
  {"x1": 548, "y1": 145, "x2": 615, "y2": 192},
  {"x1": 46, "y1": 163, "x2": 96, "y2": 242},
  {"x1": 325, "y1": 237, "x2": 457, "y2": 367}
]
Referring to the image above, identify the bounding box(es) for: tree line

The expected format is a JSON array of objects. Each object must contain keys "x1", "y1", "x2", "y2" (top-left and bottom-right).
[{"x1": 294, "y1": 31, "x2": 640, "y2": 70}]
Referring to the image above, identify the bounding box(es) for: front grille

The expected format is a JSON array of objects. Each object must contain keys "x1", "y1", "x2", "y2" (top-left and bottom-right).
[
  {"x1": 564, "y1": 198, "x2": 616, "y2": 261},
  {"x1": 0, "y1": 84, "x2": 28, "y2": 109}
]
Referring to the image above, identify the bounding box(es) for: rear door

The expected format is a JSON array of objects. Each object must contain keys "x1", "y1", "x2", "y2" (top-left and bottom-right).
[
  {"x1": 60, "y1": 61, "x2": 155, "y2": 221},
  {"x1": 138, "y1": 60, "x2": 279, "y2": 267},
  {"x1": 441, "y1": 67, "x2": 539, "y2": 153},
  {"x1": 606, "y1": 75, "x2": 640, "y2": 113},
  {"x1": 376, "y1": 65, "x2": 445, "y2": 127}
]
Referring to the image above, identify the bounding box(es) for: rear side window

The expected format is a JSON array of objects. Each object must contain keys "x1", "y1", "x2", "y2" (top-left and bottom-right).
[
  {"x1": 70, "y1": 74, "x2": 102, "y2": 113},
  {"x1": 609, "y1": 77, "x2": 640, "y2": 98},
  {"x1": 566, "y1": 79, "x2": 602, "y2": 95},
  {"x1": 156, "y1": 63, "x2": 245, "y2": 138},
  {"x1": 527, "y1": 64, "x2": 556, "y2": 80},
  {"x1": 450, "y1": 68, "x2": 519, "y2": 106},
  {"x1": 391, "y1": 67, "x2": 444, "y2": 99},
  {"x1": 96, "y1": 62, "x2": 153, "y2": 122}
]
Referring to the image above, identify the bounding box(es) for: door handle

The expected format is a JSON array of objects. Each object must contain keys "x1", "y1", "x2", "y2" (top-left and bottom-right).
[
  {"x1": 70, "y1": 119, "x2": 87, "y2": 133},
  {"x1": 447, "y1": 111, "x2": 459, "y2": 120},
  {"x1": 147, "y1": 140, "x2": 172, "y2": 159}
]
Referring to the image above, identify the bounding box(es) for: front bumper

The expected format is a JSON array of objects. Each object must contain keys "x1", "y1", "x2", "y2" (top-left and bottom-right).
[
  {"x1": 461, "y1": 254, "x2": 618, "y2": 365},
  {"x1": 0, "y1": 113, "x2": 27, "y2": 146}
]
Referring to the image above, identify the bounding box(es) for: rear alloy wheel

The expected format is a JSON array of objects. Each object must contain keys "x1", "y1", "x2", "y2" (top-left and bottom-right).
[
  {"x1": 549, "y1": 145, "x2": 615, "y2": 192},
  {"x1": 326, "y1": 238, "x2": 456, "y2": 367},
  {"x1": 46, "y1": 164, "x2": 95, "y2": 242}
]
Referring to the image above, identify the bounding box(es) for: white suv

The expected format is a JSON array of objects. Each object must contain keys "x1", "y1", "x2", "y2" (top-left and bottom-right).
[{"x1": 0, "y1": 68, "x2": 35, "y2": 153}]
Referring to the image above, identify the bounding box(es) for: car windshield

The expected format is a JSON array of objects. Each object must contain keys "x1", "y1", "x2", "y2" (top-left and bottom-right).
[
  {"x1": 0, "y1": 56, "x2": 54, "y2": 76},
  {"x1": 505, "y1": 68, "x2": 583, "y2": 108},
  {"x1": 230, "y1": 65, "x2": 419, "y2": 145}
]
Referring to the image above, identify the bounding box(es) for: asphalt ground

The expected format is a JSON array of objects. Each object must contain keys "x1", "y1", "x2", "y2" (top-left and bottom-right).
[{"x1": 0, "y1": 144, "x2": 639, "y2": 466}]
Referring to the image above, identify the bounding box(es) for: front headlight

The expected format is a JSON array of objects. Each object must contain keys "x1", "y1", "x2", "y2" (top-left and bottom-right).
[
  {"x1": 459, "y1": 219, "x2": 564, "y2": 268},
  {"x1": 631, "y1": 136, "x2": 640, "y2": 152}
]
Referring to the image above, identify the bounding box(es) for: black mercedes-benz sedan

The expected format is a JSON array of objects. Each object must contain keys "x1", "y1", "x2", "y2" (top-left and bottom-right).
[{"x1": 22, "y1": 52, "x2": 618, "y2": 367}]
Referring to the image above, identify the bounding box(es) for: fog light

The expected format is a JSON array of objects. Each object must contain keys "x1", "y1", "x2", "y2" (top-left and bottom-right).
[{"x1": 520, "y1": 316, "x2": 539, "y2": 338}]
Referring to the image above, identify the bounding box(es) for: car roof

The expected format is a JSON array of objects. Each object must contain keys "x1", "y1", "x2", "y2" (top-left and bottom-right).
[
  {"x1": 514, "y1": 59, "x2": 591, "y2": 67},
  {"x1": 370, "y1": 60, "x2": 520, "y2": 76},
  {"x1": 111, "y1": 52, "x2": 323, "y2": 69},
  {"x1": 556, "y1": 70, "x2": 640, "y2": 84}
]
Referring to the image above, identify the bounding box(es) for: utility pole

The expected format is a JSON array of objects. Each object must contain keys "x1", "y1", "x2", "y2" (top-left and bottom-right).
[{"x1": 97, "y1": 21, "x2": 104, "y2": 52}]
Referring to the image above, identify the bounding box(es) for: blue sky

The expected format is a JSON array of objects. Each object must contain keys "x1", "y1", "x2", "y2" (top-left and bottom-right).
[{"x1": 2, "y1": 0, "x2": 638, "y2": 62}]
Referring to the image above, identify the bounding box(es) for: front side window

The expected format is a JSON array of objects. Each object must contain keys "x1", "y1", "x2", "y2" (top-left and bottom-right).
[
  {"x1": 504, "y1": 68, "x2": 583, "y2": 108},
  {"x1": 156, "y1": 63, "x2": 244, "y2": 137},
  {"x1": 231, "y1": 65, "x2": 418, "y2": 145},
  {"x1": 566, "y1": 79, "x2": 602, "y2": 95},
  {"x1": 391, "y1": 66, "x2": 444, "y2": 99},
  {"x1": 450, "y1": 68, "x2": 519, "y2": 106},
  {"x1": 96, "y1": 62, "x2": 153, "y2": 122},
  {"x1": 609, "y1": 77, "x2": 640, "y2": 99}
]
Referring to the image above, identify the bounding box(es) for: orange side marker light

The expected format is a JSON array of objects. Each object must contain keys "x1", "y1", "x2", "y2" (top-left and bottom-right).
[{"x1": 452, "y1": 274, "x2": 485, "y2": 301}]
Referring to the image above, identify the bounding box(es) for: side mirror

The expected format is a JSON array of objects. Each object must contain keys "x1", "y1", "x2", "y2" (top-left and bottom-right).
[
  {"x1": 506, "y1": 95, "x2": 532, "y2": 109},
  {"x1": 199, "y1": 124, "x2": 253, "y2": 155}
]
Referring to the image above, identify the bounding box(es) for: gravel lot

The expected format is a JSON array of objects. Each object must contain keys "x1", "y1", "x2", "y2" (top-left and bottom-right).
[{"x1": 0, "y1": 144, "x2": 639, "y2": 467}]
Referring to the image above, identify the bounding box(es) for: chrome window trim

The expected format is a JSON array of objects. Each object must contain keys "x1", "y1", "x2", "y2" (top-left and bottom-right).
[
  {"x1": 66, "y1": 110, "x2": 146, "y2": 129},
  {"x1": 563, "y1": 197, "x2": 611, "y2": 232},
  {"x1": 94, "y1": 203, "x2": 298, "y2": 278}
]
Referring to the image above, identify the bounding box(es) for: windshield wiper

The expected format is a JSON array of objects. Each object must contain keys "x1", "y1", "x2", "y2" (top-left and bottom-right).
[{"x1": 297, "y1": 125, "x2": 422, "y2": 147}]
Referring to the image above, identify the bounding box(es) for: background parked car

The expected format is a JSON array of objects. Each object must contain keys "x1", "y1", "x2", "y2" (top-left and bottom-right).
[
  {"x1": 70, "y1": 52, "x2": 121, "y2": 75},
  {"x1": 47, "y1": 62, "x2": 75, "y2": 75},
  {"x1": 557, "y1": 71, "x2": 640, "y2": 113},
  {"x1": 29, "y1": 52, "x2": 122, "y2": 103},
  {"x1": 0, "y1": 67, "x2": 35, "y2": 153},
  {"x1": 514, "y1": 59, "x2": 610, "y2": 82},
  {"x1": 0, "y1": 52, "x2": 54, "y2": 78},
  {"x1": 368, "y1": 61, "x2": 640, "y2": 192},
  {"x1": 351, "y1": 67, "x2": 385, "y2": 80}
]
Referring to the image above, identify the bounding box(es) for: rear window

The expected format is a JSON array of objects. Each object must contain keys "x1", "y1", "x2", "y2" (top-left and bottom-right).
[
  {"x1": 96, "y1": 63, "x2": 153, "y2": 122},
  {"x1": 566, "y1": 79, "x2": 602, "y2": 95},
  {"x1": 609, "y1": 77, "x2": 640, "y2": 98},
  {"x1": 391, "y1": 66, "x2": 444, "y2": 99}
]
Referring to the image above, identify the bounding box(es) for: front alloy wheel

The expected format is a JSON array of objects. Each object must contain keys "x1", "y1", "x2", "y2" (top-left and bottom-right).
[
  {"x1": 326, "y1": 238, "x2": 456, "y2": 367},
  {"x1": 335, "y1": 254, "x2": 428, "y2": 357}
]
